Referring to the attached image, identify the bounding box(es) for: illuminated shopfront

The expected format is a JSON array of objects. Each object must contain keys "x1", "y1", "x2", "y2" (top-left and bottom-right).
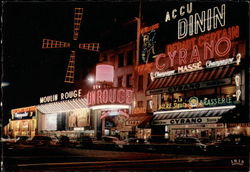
[
  {"x1": 6, "y1": 106, "x2": 37, "y2": 138},
  {"x1": 146, "y1": 4, "x2": 248, "y2": 141},
  {"x1": 37, "y1": 89, "x2": 91, "y2": 140}
]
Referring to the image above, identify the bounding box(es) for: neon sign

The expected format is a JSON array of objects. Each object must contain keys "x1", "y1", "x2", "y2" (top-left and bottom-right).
[
  {"x1": 159, "y1": 96, "x2": 234, "y2": 110},
  {"x1": 100, "y1": 109, "x2": 129, "y2": 119},
  {"x1": 87, "y1": 88, "x2": 133, "y2": 106}
]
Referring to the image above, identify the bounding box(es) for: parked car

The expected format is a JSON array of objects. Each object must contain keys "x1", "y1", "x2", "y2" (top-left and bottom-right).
[
  {"x1": 172, "y1": 137, "x2": 207, "y2": 154},
  {"x1": 16, "y1": 136, "x2": 29, "y2": 144},
  {"x1": 50, "y1": 136, "x2": 60, "y2": 146},
  {"x1": 30, "y1": 135, "x2": 52, "y2": 146},
  {"x1": 117, "y1": 138, "x2": 150, "y2": 151},
  {"x1": 207, "y1": 134, "x2": 250, "y2": 155},
  {"x1": 76, "y1": 136, "x2": 93, "y2": 148},
  {"x1": 58, "y1": 135, "x2": 70, "y2": 147},
  {"x1": 93, "y1": 136, "x2": 122, "y2": 150}
]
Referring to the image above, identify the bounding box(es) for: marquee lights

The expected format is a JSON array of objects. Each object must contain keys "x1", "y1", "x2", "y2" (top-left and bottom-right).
[
  {"x1": 90, "y1": 104, "x2": 130, "y2": 110},
  {"x1": 154, "y1": 105, "x2": 236, "y2": 115}
]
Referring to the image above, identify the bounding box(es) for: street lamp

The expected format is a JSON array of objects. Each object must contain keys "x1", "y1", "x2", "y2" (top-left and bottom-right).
[{"x1": 87, "y1": 76, "x2": 95, "y2": 84}]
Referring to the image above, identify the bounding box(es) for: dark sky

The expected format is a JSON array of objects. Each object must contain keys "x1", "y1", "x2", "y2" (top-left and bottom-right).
[{"x1": 2, "y1": 1, "x2": 249, "y2": 125}]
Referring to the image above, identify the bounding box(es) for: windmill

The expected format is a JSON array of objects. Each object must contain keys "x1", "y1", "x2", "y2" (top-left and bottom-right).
[{"x1": 42, "y1": 8, "x2": 100, "y2": 83}]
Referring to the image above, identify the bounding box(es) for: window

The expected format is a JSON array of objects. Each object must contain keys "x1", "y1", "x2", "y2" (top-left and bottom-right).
[
  {"x1": 118, "y1": 53, "x2": 124, "y2": 67},
  {"x1": 138, "y1": 75, "x2": 143, "y2": 91},
  {"x1": 147, "y1": 73, "x2": 152, "y2": 87},
  {"x1": 137, "y1": 101, "x2": 143, "y2": 108},
  {"x1": 147, "y1": 100, "x2": 153, "y2": 112},
  {"x1": 118, "y1": 76, "x2": 123, "y2": 87},
  {"x1": 126, "y1": 74, "x2": 133, "y2": 88},
  {"x1": 127, "y1": 50, "x2": 133, "y2": 65}
]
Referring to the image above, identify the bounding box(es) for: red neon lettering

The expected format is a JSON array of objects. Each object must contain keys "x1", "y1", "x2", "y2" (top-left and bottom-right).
[
  {"x1": 102, "y1": 89, "x2": 108, "y2": 104},
  {"x1": 96, "y1": 90, "x2": 103, "y2": 104},
  {"x1": 168, "y1": 51, "x2": 177, "y2": 67},
  {"x1": 215, "y1": 37, "x2": 231, "y2": 57},
  {"x1": 190, "y1": 45, "x2": 201, "y2": 63},
  {"x1": 204, "y1": 40, "x2": 214, "y2": 60},
  {"x1": 117, "y1": 89, "x2": 125, "y2": 104},
  {"x1": 126, "y1": 89, "x2": 133, "y2": 104},
  {"x1": 87, "y1": 92, "x2": 91, "y2": 105},
  {"x1": 155, "y1": 53, "x2": 167, "y2": 71},
  {"x1": 109, "y1": 89, "x2": 116, "y2": 103},
  {"x1": 91, "y1": 91, "x2": 96, "y2": 105},
  {"x1": 179, "y1": 48, "x2": 187, "y2": 65}
]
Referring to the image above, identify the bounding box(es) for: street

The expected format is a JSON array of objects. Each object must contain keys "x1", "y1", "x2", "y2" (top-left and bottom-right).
[{"x1": 2, "y1": 145, "x2": 249, "y2": 171}]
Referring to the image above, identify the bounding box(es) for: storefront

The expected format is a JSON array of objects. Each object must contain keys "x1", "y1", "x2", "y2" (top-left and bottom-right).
[
  {"x1": 124, "y1": 112, "x2": 153, "y2": 140},
  {"x1": 146, "y1": 12, "x2": 248, "y2": 142},
  {"x1": 6, "y1": 106, "x2": 37, "y2": 138},
  {"x1": 37, "y1": 89, "x2": 91, "y2": 140},
  {"x1": 87, "y1": 87, "x2": 133, "y2": 139}
]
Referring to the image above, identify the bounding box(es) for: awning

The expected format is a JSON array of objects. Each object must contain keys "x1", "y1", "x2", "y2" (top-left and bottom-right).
[
  {"x1": 152, "y1": 106, "x2": 236, "y2": 125},
  {"x1": 37, "y1": 98, "x2": 88, "y2": 114},
  {"x1": 147, "y1": 66, "x2": 236, "y2": 95},
  {"x1": 125, "y1": 114, "x2": 153, "y2": 127}
]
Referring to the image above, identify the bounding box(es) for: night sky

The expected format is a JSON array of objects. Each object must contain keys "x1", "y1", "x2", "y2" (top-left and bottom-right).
[{"x1": 2, "y1": 1, "x2": 249, "y2": 126}]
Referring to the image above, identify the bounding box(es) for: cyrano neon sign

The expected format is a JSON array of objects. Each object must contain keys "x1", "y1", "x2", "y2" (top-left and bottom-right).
[{"x1": 155, "y1": 25, "x2": 240, "y2": 72}]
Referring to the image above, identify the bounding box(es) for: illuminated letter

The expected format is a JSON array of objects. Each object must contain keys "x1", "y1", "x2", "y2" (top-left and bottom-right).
[
  {"x1": 190, "y1": 45, "x2": 201, "y2": 63},
  {"x1": 213, "y1": 4, "x2": 226, "y2": 29},
  {"x1": 179, "y1": 48, "x2": 187, "y2": 65},
  {"x1": 187, "y1": 2, "x2": 193, "y2": 14},
  {"x1": 180, "y1": 6, "x2": 185, "y2": 16},
  {"x1": 155, "y1": 53, "x2": 167, "y2": 71},
  {"x1": 61, "y1": 93, "x2": 64, "y2": 100},
  {"x1": 194, "y1": 11, "x2": 206, "y2": 34},
  {"x1": 172, "y1": 9, "x2": 177, "y2": 19},
  {"x1": 178, "y1": 18, "x2": 188, "y2": 40},
  {"x1": 189, "y1": 15, "x2": 194, "y2": 36},
  {"x1": 109, "y1": 89, "x2": 116, "y2": 103},
  {"x1": 126, "y1": 89, "x2": 133, "y2": 104},
  {"x1": 91, "y1": 91, "x2": 96, "y2": 105},
  {"x1": 117, "y1": 89, "x2": 126, "y2": 104},
  {"x1": 96, "y1": 90, "x2": 103, "y2": 104},
  {"x1": 102, "y1": 89, "x2": 108, "y2": 104},
  {"x1": 204, "y1": 40, "x2": 214, "y2": 60},
  {"x1": 87, "y1": 92, "x2": 91, "y2": 105},
  {"x1": 207, "y1": 9, "x2": 212, "y2": 31},
  {"x1": 165, "y1": 12, "x2": 171, "y2": 22},
  {"x1": 167, "y1": 51, "x2": 177, "y2": 67},
  {"x1": 215, "y1": 37, "x2": 231, "y2": 57}
]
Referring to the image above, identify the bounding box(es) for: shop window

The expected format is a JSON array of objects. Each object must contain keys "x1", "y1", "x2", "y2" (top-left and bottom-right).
[
  {"x1": 147, "y1": 73, "x2": 152, "y2": 87},
  {"x1": 126, "y1": 74, "x2": 133, "y2": 88},
  {"x1": 147, "y1": 100, "x2": 153, "y2": 112},
  {"x1": 137, "y1": 101, "x2": 143, "y2": 108},
  {"x1": 138, "y1": 75, "x2": 144, "y2": 91},
  {"x1": 221, "y1": 85, "x2": 236, "y2": 96},
  {"x1": 127, "y1": 50, "x2": 133, "y2": 65},
  {"x1": 118, "y1": 53, "x2": 124, "y2": 67},
  {"x1": 118, "y1": 76, "x2": 123, "y2": 87}
]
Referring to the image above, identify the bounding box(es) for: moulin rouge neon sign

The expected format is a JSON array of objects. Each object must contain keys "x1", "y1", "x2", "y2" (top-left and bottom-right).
[{"x1": 87, "y1": 88, "x2": 133, "y2": 106}]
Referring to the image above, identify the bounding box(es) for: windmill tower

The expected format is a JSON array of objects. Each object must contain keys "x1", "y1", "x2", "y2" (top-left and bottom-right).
[{"x1": 42, "y1": 8, "x2": 100, "y2": 83}]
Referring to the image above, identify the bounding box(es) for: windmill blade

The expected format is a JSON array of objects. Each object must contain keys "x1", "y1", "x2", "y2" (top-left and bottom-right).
[
  {"x1": 64, "y1": 51, "x2": 76, "y2": 83},
  {"x1": 42, "y1": 39, "x2": 70, "y2": 48},
  {"x1": 73, "y1": 8, "x2": 84, "y2": 41},
  {"x1": 79, "y1": 43, "x2": 100, "y2": 52}
]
